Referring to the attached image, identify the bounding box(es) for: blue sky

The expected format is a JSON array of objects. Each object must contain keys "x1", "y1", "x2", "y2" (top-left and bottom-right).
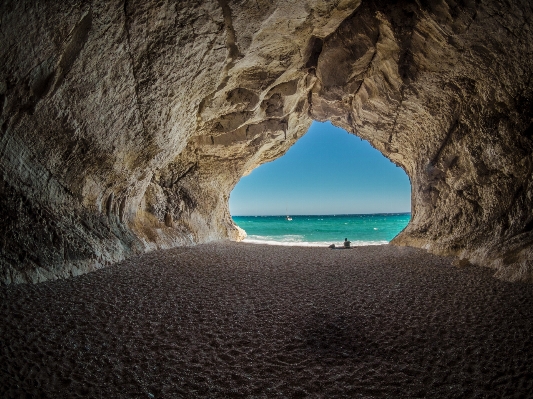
[{"x1": 229, "y1": 121, "x2": 411, "y2": 216}]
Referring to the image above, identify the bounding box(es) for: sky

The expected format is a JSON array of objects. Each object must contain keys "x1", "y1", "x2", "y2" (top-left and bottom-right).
[{"x1": 229, "y1": 121, "x2": 411, "y2": 216}]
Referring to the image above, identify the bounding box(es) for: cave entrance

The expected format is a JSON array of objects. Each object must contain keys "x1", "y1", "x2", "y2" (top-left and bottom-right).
[{"x1": 229, "y1": 121, "x2": 411, "y2": 246}]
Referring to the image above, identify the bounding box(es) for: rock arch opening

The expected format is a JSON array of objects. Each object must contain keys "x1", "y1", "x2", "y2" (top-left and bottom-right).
[
  {"x1": 229, "y1": 121, "x2": 411, "y2": 246},
  {"x1": 1, "y1": 0, "x2": 532, "y2": 283}
]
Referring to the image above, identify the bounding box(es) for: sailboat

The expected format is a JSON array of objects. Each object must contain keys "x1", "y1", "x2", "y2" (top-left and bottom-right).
[{"x1": 285, "y1": 205, "x2": 292, "y2": 221}]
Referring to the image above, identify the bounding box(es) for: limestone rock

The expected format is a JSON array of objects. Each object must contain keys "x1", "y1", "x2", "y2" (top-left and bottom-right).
[{"x1": 1, "y1": 0, "x2": 532, "y2": 283}]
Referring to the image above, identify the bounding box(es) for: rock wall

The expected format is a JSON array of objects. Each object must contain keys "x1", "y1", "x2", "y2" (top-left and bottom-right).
[{"x1": 1, "y1": 0, "x2": 532, "y2": 283}]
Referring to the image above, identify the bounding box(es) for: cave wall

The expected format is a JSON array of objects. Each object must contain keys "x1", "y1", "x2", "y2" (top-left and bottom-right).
[
  {"x1": 311, "y1": 0, "x2": 533, "y2": 282},
  {"x1": 1, "y1": 0, "x2": 532, "y2": 283}
]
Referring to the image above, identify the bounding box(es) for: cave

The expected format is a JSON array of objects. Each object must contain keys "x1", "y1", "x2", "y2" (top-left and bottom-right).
[
  {"x1": 3, "y1": 2, "x2": 533, "y2": 397},
  {"x1": 1, "y1": 0, "x2": 533, "y2": 284}
]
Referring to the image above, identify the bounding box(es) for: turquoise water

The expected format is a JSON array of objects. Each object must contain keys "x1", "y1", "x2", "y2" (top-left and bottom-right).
[{"x1": 232, "y1": 213, "x2": 411, "y2": 246}]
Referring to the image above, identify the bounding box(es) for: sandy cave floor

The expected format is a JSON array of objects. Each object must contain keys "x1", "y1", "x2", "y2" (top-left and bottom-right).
[{"x1": 1, "y1": 242, "x2": 533, "y2": 398}]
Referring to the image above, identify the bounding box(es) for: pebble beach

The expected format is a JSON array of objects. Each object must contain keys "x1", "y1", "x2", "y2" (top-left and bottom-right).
[{"x1": 1, "y1": 242, "x2": 533, "y2": 398}]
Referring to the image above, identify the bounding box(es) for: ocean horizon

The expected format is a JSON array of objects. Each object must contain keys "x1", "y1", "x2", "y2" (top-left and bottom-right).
[{"x1": 232, "y1": 212, "x2": 411, "y2": 247}]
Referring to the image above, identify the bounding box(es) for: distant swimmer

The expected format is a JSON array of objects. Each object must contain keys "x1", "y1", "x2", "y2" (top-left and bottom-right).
[{"x1": 344, "y1": 238, "x2": 351, "y2": 248}]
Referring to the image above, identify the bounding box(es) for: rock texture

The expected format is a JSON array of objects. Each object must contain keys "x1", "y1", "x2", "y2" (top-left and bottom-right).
[{"x1": 0, "y1": 0, "x2": 532, "y2": 283}]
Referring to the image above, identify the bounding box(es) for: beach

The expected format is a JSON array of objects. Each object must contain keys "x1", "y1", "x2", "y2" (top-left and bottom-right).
[
  {"x1": 1, "y1": 242, "x2": 532, "y2": 398},
  {"x1": 232, "y1": 213, "x2": 411, "y2": 246}
]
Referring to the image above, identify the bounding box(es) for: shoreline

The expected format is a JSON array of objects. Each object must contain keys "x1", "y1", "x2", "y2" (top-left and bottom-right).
[
  {"x1": 241, "y1": 238, "x2": 389, "y2": 247},
  {"x1": 2, "y1": 242, "x2": 532, "y2": 398},
  {"x1": 231, "y1": 213, "x2": 411, "y2": 249}
]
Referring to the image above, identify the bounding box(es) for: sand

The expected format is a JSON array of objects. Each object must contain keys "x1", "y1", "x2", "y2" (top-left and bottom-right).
[{"x1": 1, "y1": 242, "x2": 533, "y2": 398}]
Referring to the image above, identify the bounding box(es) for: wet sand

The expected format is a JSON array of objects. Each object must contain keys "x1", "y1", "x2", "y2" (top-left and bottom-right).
[{"x1": 1, "y1": 242, "x2": 533, "y2": 398}]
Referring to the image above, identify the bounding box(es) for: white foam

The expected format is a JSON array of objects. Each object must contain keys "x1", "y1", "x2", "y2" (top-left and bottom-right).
[
  {"x1": 242, "y1": 238, "x2": 388, "y2": 247},
  {"x1": 246, "y1": 235, "x2": 305, "y2": 242}
]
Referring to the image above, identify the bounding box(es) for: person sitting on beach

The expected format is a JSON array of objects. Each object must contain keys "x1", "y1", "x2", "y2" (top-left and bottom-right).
[{"x1": 344, "y1": 238, "x2": 351, "y2": 248}]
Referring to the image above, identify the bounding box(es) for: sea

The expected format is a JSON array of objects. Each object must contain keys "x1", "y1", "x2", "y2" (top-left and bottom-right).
[{"x1": 232, "y1": 213, "x2": 411, "y2": 247}]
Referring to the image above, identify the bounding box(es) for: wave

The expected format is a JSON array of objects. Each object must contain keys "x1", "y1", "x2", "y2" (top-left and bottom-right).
[{"x1": 242, "y1": 236, "x2": 388, "y2": 247}]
